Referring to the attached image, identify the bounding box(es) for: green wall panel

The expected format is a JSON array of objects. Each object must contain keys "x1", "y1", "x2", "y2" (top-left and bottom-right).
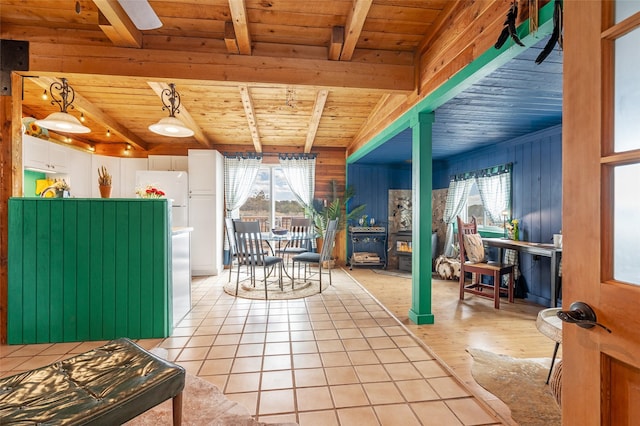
[{"x1": 7, "y1": 198, "x2": 171, "y2": 344}]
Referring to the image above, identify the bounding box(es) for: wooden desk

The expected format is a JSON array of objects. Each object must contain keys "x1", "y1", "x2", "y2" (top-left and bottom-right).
[{"x1": 483, "y1": 238, "x2": 562, "y2": 307}]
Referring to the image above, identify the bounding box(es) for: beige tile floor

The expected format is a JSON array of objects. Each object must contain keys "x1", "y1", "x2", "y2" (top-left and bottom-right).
[{"x1": 0, "y1": 268, "x2": 503, "y2": 425}]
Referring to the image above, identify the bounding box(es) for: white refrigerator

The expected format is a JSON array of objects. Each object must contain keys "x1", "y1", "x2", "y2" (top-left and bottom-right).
[{"x1": 135, "y1": 171, "x2": 189, "y2": 227}]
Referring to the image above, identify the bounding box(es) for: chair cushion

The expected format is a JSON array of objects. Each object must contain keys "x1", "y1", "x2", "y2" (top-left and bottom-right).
[
  {"x1": 463, "y1": 233, "x2": 486, "y2": 263},
  {"x1": 293, "y1": 252, "x2": 320, "y2": 262},
  {"x1": 263, "y1": 256, "x2": 283, "y2": 267}
]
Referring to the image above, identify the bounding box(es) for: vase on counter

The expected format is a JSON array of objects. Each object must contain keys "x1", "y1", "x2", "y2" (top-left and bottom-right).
[{"x1": 99, "y1": 185, "x2": 112, "y2": 199}]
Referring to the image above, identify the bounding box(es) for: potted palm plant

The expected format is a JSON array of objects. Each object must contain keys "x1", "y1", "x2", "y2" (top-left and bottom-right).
[{"x1": 306, "y1": 180, "x2": 366, "y2": 258}]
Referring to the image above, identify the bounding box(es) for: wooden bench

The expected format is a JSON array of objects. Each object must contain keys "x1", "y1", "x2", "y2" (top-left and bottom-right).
[{"x1": 0, "y1": 338, "x2": 185, "y2": 425}]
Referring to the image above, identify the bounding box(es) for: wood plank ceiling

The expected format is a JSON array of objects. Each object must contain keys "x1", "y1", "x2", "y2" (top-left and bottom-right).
[{"x1": 2, "y1": 0, "x2": 454, "y2": 157}]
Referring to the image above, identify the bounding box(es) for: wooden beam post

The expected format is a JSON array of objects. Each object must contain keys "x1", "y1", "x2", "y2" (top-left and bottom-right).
[
  {"x1": 0, "y1": 72, "x2": 24, "y2": 343},
  {"x1": 408, "y1": 111, "x2": 435, "y2": 325},
  {"x1": 94, "y1": 0, "x2": 143, "y2": 48},
  {"x1": 339, "y1": 0, "x2": 373, "y2": 61},
  {"x1": 228, "y1": 0, "x2": 252, "y2": 55},
  {"x1": 329, "y1": 26, "x2": 344, "y2": 61},
  {"x1": 224, "y1": 21, "x2": 240, "y2": 54}
]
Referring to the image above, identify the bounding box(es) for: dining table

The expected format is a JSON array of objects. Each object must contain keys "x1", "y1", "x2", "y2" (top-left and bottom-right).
[{"x1": 261, "y1": 231, "x2": 318, "y2": 279}]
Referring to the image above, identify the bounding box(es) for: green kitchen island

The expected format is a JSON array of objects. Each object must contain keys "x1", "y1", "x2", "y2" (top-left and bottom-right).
[{"x1": 7, "y1": 198, "x2": 173, "y2": 344}]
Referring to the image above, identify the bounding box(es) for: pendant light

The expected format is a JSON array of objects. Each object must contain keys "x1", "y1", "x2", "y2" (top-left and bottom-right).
[
  {"x1": 34, "y1": 78, "x2": 91, "y2": 134},
  {"x1": 148, "y1": 83, "x2": 194, "y2": 137}
]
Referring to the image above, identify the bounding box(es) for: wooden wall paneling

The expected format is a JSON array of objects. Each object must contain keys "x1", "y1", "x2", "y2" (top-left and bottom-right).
[
  {"x1": 7, "y1": 199, "x2": 170, "y2": 344},
  {"x1": 49, "y1": 200, "x2": 64, "y2": 343},
  {"x1": 76, "y1": 200, "x2": 91, "y2": 341},
  {"x1": 89, "y1": 200, "x2": 104, "y2": 340},
  {"x1": 139, "y1": 201, "x2": 154, "y2": 337},
  {"x1": 102, "y1": 200, "x2": 117, "y2": 339},
  {"x1": 127, "y1": 201, "x2": 142, "y2": 337},
  {"x1": 35, "y1": 200, "x2": 51, "y2": 343},
  {"x1": 152, "y1": 201, "x2": 170, "y2": 336},
  {"x1": 6, "y1": 199, "x2": 23, "y2": 343},
  {"x1": 62, "y1": 201, "x2": 78, "y2": 341},
  {"x1": 114, "y1": 201, "x2": 130, "y2": 337}
]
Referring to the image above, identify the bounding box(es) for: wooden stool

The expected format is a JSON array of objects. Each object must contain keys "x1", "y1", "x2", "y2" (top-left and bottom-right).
[
  {"x1": 0, "y1": 338, "x2": 185, "y2": 425},
  {"x1": 536, "y1": 307, "x2": 563, "y2": 384}
]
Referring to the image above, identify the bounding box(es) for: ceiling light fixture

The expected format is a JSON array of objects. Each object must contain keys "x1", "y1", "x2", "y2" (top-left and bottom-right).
[
  {"x1": 34, "y1": 78, "x2": 91, "y2": 134},
  {"x1": 80, "y1": 112, "x2": 85, "y2": 122},
  {"x1": 148, "y1": 83, "x2": 194, "y2": 137},
  {"x1": 107, "y1": 129, "x2": 111, "y2": 137},
  {"x1": 41, "y1": 90, "x2": 48, "y2": 100}
]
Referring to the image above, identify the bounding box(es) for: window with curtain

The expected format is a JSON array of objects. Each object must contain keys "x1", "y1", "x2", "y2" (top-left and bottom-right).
[
  {"x1": 238, "y1": 164, "x2": 309, "y2": 231},
  {"x1": 459, "y1": 163, "x2": 512, "y2": 228}
]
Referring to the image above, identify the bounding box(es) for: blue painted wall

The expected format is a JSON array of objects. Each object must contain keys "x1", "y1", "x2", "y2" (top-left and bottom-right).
[
  {"x1": 347, "y1": 163, "x2": 411, "y2": 262},
  {"x1": 349, "y1": 124, "x2": 562, "y2": 306},
  {"x1": 442, "y1": 124, "x2": 563, "y2": 306}
]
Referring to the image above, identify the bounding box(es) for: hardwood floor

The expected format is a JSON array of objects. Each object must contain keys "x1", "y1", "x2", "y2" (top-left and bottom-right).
[{"x1": 346, "y1": 268, "x2": 561, "y2": 425}]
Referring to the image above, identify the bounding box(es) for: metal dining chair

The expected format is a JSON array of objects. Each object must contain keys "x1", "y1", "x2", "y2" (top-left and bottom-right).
[
  {"x1": 224, "y1": 217, "x2": 240, "y2": 283},
  {"x1": 234, "y1": 220, "x2": 284, "y2": 299},
  {"x1": 291, "y1": 218, "x2": 338, "y2": 292},
  {"x1": 277, "y1": 217, "x2": 314, "y2": 270}
]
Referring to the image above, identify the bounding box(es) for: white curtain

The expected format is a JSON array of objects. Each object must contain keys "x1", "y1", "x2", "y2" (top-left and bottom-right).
[
  {"x1": 278, "y1": 154, "x2": 316, "y2": 210},
  {"x1": 475, "y1": 170, "x2": 511, "y2": 223},
  {"x1": 443, "y1": 178, "x2": 474, "y2": 257},
  {"x1": 224, "y1": 155, "x2": 262, "y2": 219}
]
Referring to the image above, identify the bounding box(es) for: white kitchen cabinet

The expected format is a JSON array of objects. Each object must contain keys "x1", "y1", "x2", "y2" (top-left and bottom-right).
[
  {"x1": 188, "y1": 149, "x2": 224, "y2": 276},
  {"x1": 65, "y1": 148, "x2": 92, "y2": 198},
  {"x1": 23, "y1": 134, "x2": 69, "y2": 174},
  {"x1": 91, "y1": 155, "x2": 121, "y2": 198},
  {"x1": 120, "y1": 158, "x2": 148, "y2": 197},
  {"x1": 148, "y1": 155, "x2": 188, "y2": 171},
  {"x1": 187, "y1": 150, "x2": 217, "y2": 195}
]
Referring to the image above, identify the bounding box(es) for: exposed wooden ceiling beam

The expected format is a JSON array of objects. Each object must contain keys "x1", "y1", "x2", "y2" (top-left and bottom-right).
[
  {"x1": 329, "y1": 26, "x2": 344, "y2": 61},
  {"x1": 224, "y1": 21, "x2": 240, "y2": 54},
  {"x1": 228, "y1": 0, "x2": 252, "y2": 55},
  {"x1": 32, "y1": 77, "x2": 148, "y2": 151},
  {"x1": 304, "y1": 90, "x2": 329, "y2": 153},
  {"x1": 29, "y1": 42, "x2": 413, "y2": 92},
  {"x1": 93, "y1": 0, "x2": 142, "y2": 48},
  {"x1": 339, "y1": 0, "x2": 373, "y2": 61},
  {"x1": 147, "y1": 82, "x2": 212, "y2": 148},
  {"x1": 238, "y1": 85, "x2": 262, "y2": 152}
]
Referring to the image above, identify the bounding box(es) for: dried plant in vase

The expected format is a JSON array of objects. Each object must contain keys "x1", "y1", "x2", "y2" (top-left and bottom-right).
[{"x1": 98, "y1": 166, "x2": 112, "y2": 198}]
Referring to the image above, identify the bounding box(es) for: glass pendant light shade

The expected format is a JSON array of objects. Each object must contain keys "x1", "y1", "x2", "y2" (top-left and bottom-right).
[
  {"x1": 148, "y1": 83, "x2": 194, "y2": 138},
  {"x1": 148, "y1": 116, "x2": 194, "y2": 137},
  {"x1": 35, "y1": 78, "x2": 91, "y2": 134},
  {"x1": 35, "y1": 111, "x2": 90, "y2": 133}
]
